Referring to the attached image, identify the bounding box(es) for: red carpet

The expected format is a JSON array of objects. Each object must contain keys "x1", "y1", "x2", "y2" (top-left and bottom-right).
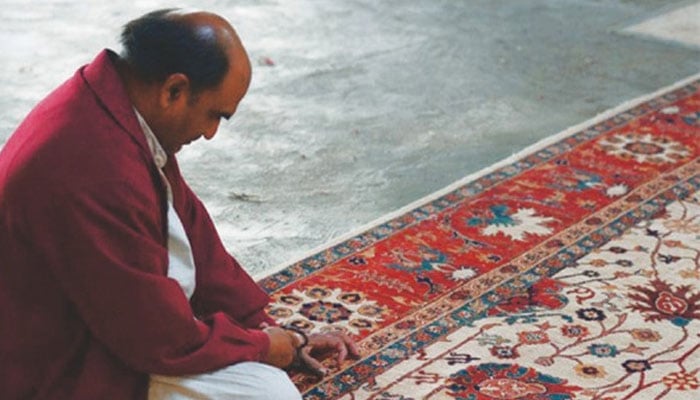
[{"x1": 259, "y1": 75, "x2": 700, "y2": 399}]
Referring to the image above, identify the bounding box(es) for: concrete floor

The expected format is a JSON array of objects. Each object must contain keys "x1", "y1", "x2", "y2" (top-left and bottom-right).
[{"x1": 1, "y1": 0, "x2": 699, "y2": 277}]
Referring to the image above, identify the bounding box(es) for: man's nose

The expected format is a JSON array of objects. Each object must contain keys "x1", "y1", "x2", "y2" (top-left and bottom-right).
[
  {"x1": 203, "y1": 130, "x2": 217, "y2": 140},
  {"x1": 203, "y1": 123, "x2": 220, "y2": 140}
]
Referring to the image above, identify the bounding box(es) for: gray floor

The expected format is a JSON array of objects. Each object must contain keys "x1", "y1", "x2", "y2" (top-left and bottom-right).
[{"x1": 1, "y1": 0, "x2": 699, "y2": 277}]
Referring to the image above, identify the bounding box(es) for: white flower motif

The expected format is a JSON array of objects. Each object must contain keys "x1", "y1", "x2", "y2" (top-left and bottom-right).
[
  {"x1": 660, "y1": 106, "x2": 679, "y2": 114},
  {"x1": 606, "y1": 183, "x2": 629, "y2": 197},
  {"x1": 482, "y1": 208, "x2": 556, "y2": 241},
  {"x1": 269, "y1": 287, "x2": 384, "y2": 335},
  {"x1": 597, "y1": 133, "x2": 690, "y2": 164},
  {"x1": 451, "y1": 267, "x2": 478, "y2": 281}
]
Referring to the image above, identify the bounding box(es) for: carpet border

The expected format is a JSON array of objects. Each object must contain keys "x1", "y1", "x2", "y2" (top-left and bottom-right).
[
  {"x1": 256, "y1": 71, "x2": 700, "y2": 280},
  {"x1": 302, "y1": 176, "x2": 700, "y2": 397}
]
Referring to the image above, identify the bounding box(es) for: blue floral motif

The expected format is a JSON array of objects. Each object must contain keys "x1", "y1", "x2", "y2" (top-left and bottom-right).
[
  {"x1": 467, "y1": 205, "x2": 515, "y2": 227},
  {"x1": 576, "y1": 308, "x2": 606, "y2": 321},
  {"x1": 588, "y1": 344, "x2": 619, "y2": 358}
]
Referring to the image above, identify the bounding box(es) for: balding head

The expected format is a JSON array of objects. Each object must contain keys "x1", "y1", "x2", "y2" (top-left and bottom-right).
[
  {"x1": 170, "y1": 10, "x2": 241, "y2": 45},
  {"x1": 119, "y1": 8, "x2": 248, "y2": 93},
  {"x1": 117, "y1": 9, "x2": 252, "y2": 154}
]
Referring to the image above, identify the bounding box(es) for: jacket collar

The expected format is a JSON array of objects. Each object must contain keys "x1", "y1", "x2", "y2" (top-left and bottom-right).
[{"x1": 80, "y1": 49, "x2": 150, "y2": 154}]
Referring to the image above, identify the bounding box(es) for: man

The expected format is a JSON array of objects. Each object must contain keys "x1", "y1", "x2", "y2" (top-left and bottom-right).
[{"x1": 0, "y1": 9, "x2": 357, "y2": 400}]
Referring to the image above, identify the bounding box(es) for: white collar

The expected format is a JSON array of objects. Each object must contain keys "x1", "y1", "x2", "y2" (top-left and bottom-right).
[{"x1": 133, "y1": 108, "x2": 168, "y2": 169}]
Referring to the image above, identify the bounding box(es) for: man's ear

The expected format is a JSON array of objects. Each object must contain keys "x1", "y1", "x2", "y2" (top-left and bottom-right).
[{"x1": 159, "y1": 73, "x2": 191, "y2": 108}]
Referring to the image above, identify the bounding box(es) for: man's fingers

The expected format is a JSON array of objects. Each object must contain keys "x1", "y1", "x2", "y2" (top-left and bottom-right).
[
  {"x1": 295, "y1": 331, "x2": 361, "y2": 376},
  {"x1": 334, "y1": 336, "x2": 348, "y2": 363},
  {"x1": 338, "y1": 331, "x2": 360, "y2": 358},
  {"x1": 299, "y1": 346, "x2": 327, "y2": 376},
  {"x1": 307, "y1": 331, "x2": 360, "y2": 363}
]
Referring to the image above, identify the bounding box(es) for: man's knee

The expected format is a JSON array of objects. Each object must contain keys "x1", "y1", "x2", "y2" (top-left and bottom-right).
[
  {"x1": 246, "y1": 363, "x2": 302, "y2": 400},
  {"x1": 149, "y1": 362, "x2": 302, "y2": 400}
]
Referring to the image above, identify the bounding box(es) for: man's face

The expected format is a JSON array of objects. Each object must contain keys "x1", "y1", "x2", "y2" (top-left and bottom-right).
[{"x1": 160, "y1": 50, "x2": 251, "y2": 154}]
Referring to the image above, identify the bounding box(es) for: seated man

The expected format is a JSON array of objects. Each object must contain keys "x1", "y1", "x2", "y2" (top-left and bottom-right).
[{"x1": 0, "y1": 9, "x2": 357, "y2": 400}]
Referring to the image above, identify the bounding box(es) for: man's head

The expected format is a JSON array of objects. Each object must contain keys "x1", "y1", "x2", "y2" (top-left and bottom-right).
[{"x1": 119, "y1": 9, "x2": 252, "y2": 154}]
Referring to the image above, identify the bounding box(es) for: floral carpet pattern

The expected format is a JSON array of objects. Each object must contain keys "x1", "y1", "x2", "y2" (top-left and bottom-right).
[{"x1": 259, "y1": 77, "x2": 700, "y2": 399}]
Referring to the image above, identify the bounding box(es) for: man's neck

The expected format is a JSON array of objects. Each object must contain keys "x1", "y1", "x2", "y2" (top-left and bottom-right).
[{"x1": 113, "y1": 56, "x2": 159, "y2": 128}]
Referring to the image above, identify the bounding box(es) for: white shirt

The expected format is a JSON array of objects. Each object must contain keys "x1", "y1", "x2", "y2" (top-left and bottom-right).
[{"x1": 134, "y1": 109, "x2": 197, "y2": 300}]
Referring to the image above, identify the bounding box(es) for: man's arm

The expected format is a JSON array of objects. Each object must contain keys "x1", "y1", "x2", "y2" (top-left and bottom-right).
[
  {"x1": 164, "y1": 160, "x2": 360, "y2": 374},
  {"x1": 22, "y1": 179, "x2": 271, "y2": 375}
]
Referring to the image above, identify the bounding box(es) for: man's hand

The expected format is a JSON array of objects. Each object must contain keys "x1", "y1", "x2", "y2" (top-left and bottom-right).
[
  {"x1": 262, "y1": 327, "x2": 297, "y2": 369},
  {"x1": 296, "y1": 331, "x2": 360, "y2": 377},
  {"x1": 262, "y1": 324, "x2": 360, "y2": 377}
]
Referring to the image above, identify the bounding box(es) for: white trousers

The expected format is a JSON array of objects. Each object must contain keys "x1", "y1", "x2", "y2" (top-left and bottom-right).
[{"x1": 148, "y1": 362, "x2": 303, "y2": 400}]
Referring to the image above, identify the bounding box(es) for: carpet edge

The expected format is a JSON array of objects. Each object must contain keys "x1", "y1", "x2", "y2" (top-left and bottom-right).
[{"x1": 256, "y1": 71, "x2": 700, "y2": 280}]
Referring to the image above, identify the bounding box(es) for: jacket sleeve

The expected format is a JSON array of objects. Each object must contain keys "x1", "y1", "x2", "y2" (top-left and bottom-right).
[
  {"x1": 164, "y1": 160, "x2": 276, "y2": 329},
  {"x1": 21, "y1": 179, "x2": 270, "y2": 376}
]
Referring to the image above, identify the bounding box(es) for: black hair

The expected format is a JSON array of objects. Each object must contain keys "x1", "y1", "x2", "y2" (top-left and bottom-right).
[{"x1": 119, "y1": 9, "x2": 229, "y2": 93}]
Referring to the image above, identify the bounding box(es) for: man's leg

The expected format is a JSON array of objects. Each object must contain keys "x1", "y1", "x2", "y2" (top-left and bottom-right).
[{"x1": 148, "y1": 362, "x2": 302, "y2": 400}]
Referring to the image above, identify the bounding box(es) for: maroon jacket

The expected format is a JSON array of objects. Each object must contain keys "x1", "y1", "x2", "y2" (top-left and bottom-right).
[{"x1": 0, "y1": 50, "x2": 273, "y2": 399}]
